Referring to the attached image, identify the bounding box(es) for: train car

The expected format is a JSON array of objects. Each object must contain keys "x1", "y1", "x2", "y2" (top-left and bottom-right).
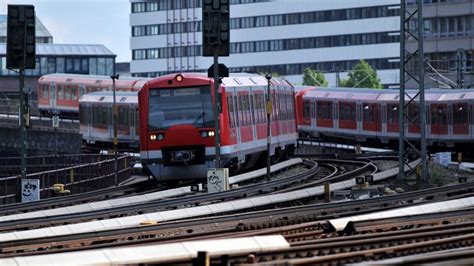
[
  {"x1": 296, "y1": 87, "x2": 474, "y2": 150},
  {"x1": 37, "y1": 74, "x2": 149, "y2": 117},
  {"x1": 138, "y1": 73, "x2": 298, "y2": 181},
  {"x1": 79, "y1": 91, "x2": 139, "y2": 150}
]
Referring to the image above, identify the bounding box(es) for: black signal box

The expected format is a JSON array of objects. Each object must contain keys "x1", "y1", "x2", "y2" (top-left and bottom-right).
[{"x1": 7, "y1": 5, "x2": 36, "y2": 69}]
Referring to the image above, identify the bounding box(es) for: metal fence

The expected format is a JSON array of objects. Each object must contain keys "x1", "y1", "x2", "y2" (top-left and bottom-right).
[{"x1": 0, "y1": 155, "x2": 131, "y2": 205}]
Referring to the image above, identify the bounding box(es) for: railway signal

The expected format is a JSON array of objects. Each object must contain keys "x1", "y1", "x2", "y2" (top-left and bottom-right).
[
  {"x1": 6, "y1": 5, "x2": 36, "y2": 198},
  {"x1": 7, "y1": 5, "x2": 36, "y2": 69},
  {"x1": 202, "y1": 0, "x2": 230, "y2": 169}
]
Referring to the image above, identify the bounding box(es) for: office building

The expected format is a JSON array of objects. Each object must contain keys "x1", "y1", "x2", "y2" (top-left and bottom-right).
[{"x1": 130, "y1": 0, "x2": 401, "y2": 86}]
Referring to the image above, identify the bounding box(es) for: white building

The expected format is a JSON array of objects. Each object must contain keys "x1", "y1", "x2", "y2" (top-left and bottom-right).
[{"x1": 130, "y1": 0, "x2": 400, "y2": 87}]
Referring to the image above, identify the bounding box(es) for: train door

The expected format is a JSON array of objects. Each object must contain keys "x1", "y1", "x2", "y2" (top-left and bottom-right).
[
  {"x1": 338, "y1": 101, "x2": 357, "y2": 131},
  {"x1": 253, "y1": 89, "x2": 266, "y2": 141},
  {"x1": 249, "y1": 87, "x2": 258, "y2": 148},
  {"x1": 386, "y1": 103, "x2": 399, "y2": 132},
  {"x1": 237, "y1": 90, "x2": 253, "y2": 145},
  {"x1": 316, "y1": 100, "x2": 333, "y2": 128},
  {"x1": 302, "y1": 99, "x2": 311, "y2": 126},
  {"x1": 408, "y1": 103, "x2": 421, "y2": 134},
  {"x1": 431, "y1": 103, "x2": 448, "y2": 135},
  {"x1": 50, "y1": 82, "x2": 56, "y2": 111},
  {"x1": 362, "y1": 103, "x2": 382, "y2": 132},
  {"x1": 452, "y1": 102, "x2": 469, "y2": 135},
  {"x1": 271, "y1": 87, "x2": 279, "y2": 138}
]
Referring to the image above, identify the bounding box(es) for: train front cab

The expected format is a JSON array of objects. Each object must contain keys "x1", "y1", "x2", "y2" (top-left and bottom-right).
[{"x1": 140, "y1": 74, "x2": 297, "y2": 181}]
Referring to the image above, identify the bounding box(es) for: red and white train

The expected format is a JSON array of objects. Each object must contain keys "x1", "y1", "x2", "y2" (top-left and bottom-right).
[
  {"x1": 79, "y1": 91, "x2": 139, "y2": 150},
  {"x1": 296, "y1": 87, "x2": 474, "y2": 150},
  {"x1": 138, "y1": 73, "x2": 298, "y2": 181},
  {"x1": 37, "y1": 74, "x2": 149, "y2": 116}
]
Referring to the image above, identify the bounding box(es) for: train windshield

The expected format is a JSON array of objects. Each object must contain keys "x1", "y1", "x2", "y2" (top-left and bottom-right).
[{"x1": 148, "y1": 86, "x2": 214, "y2": 129}]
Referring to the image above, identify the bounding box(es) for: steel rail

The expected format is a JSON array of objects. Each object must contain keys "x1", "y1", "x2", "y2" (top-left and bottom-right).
[
  {"x1": 0, "y1": 160, "x2": 321, "y2": 231},
  {"x1": 2, "y1": 181, "x2": 474, "y2": 255}
]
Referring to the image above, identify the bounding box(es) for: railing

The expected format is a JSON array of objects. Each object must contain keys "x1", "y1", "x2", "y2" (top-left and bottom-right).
[
  {"x1": 0, "y1": 155, "x2": 131, "y2": 205},
  {"x1": 0, "y1": 154, "x2": 116, "y2": 177}
]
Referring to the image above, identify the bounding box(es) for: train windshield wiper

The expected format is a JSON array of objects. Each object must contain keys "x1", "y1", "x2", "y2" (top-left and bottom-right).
[{"x1": 192, "y1": 112, "x2": 206, "y2": 126}]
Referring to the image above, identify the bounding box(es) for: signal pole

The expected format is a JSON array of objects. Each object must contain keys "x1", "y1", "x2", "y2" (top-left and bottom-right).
[
  {"x1": 202, "y1": 0, "x2": 229, "y2": 168},
  {"x1": 111, "y1": 74, "x2": 119, "y2": 186},
  {"x1": 6, "y1": 5, "x2": 36, "y2": 190},
  {"x1": 265, "y1": 74, "x2": 272, "y2": 180},
  {"x1": 213, "y1": 50, "x2": 221, "y2": 168}
]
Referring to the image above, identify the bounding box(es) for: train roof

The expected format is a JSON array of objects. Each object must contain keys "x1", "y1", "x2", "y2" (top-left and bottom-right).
[
  {"x1": 79, "y1": 91, "x2": 138, "y2": 104},
  {"x1": 147, "y1": 72, "x2": 293, "y2": 88},
  {"x1": 301, "y1": 87, "x2": 474, "y2": 102},
  {"x1": 39, "y1": 74, "x2": 151, "y2": 87}
]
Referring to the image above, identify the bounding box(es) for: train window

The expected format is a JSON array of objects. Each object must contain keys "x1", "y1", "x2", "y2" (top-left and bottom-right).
[
  {"x1": 42, "y1": 85, "x2": 49, "y2": 99},
  {"x1": 227, "y1": 95, "x2": 235, "y2": 128},
  {"x1": 65, "y1": 86, "x2": 71, "y2": 100},
  {"x1": 317, "y1": 101, "x2": 332, "y2": 119},
  {"x1": 272, "y1": 92, "x2": 278, "y2": 121},
  {"x1": 408, "y1": 104, "x2": 420, "y2": 125},
  {"x1": 431, "y1": 106, "x2": 447, "y2": 125},
  {"x1": 260, "y1": 94, "x2": 266, "y2": 123},
  {"x1": 118, "y1": 107, "x2": 129, "y2": 126},
  {"x1": 58, "y1": 85, "x2": 64, "y2": 100},
  {"x1": 71, "y1": 87, "x2": 78, "y2": 100},
  {"x1": 363, "y1": 104, "x2": 373, "y2": 122},
  {"x1": 453, "y1": 104, "x2": 467, "y2": 124},
  {"x1": 79, "y1": 106, "x2": 87, "y2": 124},
  {"x1": 303, "y1": 100, "x2": 311, "y2": 120},
  {"x1": 339, "y1": 102, "x2": 355, "y2": 121},
  {"x1": 387, "y1": 104, "x2": 398, "y2": 123}
]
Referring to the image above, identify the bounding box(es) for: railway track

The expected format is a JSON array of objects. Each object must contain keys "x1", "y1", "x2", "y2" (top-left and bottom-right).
[
  {"x1": 0, "y1": 157, "x2": 383, "y2": 234},
  {"x1": 1, "y1": 175, "x2": 473, "y2": 256},
  {"x1": 0, "y1": 178, "x2": 160, "y2": 216}
]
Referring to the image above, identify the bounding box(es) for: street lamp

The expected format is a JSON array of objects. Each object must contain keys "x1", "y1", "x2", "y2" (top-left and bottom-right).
[
  {"x1": 110, "y1": 74, "x2": 119, "y2": 186},
  {"x1": 265, "y1": 74, "x2": 272, "y2": 180}
]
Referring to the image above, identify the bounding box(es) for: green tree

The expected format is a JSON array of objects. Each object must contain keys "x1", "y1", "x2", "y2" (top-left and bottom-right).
[
  {"x1": 340, "y1": 60, "x2": 382, "y2": 89},
  {"x1": 302, "y1": 68, "x2": 328, "y2": 87}
]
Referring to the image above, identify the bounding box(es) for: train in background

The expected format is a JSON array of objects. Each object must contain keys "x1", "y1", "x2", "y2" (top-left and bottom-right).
[
  {"x1": 37, "y1": 74, "x2": 149, "y2": 117},
  {"x1": 79, "y1": 91, "x2": 139, "y2": 150},
  {"x1": 296, "y1": 87, "x2": 474, "y2": 151},
  {"x1": 138, "y1": 73, "x2": 298, "y2": 181}
]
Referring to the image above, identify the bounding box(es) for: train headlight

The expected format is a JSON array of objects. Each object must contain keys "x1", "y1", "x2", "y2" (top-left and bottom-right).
[
  {"x1": 150, "y1": 133, "x2": 164, "y2": 141},
  {"x1": 208, "y1": 130, "x2": 215, "y2": 137},
  {"x1": 175, "y1": 74, "x2": 184, "y2": 82},
  {"x1": 157, "y1": 134, "x2": 164, "y2": 141},
  {"x1": 201, "y1": 131, "x2": 208, "y2": 138}
]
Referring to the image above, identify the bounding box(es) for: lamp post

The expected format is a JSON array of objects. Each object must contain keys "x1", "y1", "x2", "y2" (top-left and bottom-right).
[
  {"x1": 110, "y1": 74, "x2": 119, "y2": 186},
  {"x1": 265, "y1": 74, "x2": 272, "y2": 180}
]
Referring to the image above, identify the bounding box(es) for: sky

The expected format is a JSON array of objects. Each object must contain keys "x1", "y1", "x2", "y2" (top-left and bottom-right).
[{"x1": 1, "y1": 0, "x2": 131, "y2": 62}]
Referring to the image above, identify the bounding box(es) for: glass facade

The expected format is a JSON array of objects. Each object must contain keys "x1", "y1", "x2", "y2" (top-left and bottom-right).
[
  {"x1": 132, "y1": 6, "x2": 399, "y2": 37},
  {"x1": 0, "y1": 56, "x2": 115, "y2": 77},
  {"x1": 131, "y1": 0, "x2": 269, "y2": 13},
  {"x1": 133, "y1": 58, "x2": 400, "y2": 78},
  {"x1": 132, "y1": 32, "x2": 399, "y2": 60}
]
